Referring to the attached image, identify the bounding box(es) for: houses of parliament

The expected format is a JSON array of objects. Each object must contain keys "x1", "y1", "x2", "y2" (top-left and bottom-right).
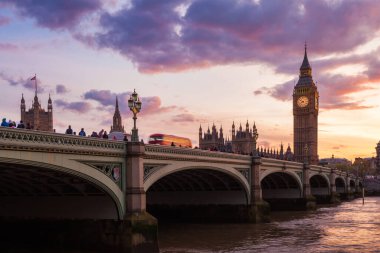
[{"x1": 199, "y1": 45, "x2": 319, "y2": 164}]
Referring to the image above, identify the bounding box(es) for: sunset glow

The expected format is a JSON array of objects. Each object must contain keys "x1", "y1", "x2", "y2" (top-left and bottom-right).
[{"x1": 1, "y1": 0, "x2": 379, "y2": 160}]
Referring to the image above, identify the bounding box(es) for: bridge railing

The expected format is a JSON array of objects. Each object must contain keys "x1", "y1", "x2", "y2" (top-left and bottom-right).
[
  {"x1": 145, "y1": 144, "x2": 252, "y2": 162},
  {"x1": 0, "y1": 127, "x2": 125, "y2": 156}
]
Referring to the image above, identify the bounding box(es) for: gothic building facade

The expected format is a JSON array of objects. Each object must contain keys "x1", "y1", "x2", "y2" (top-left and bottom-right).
[
  {"x1": 198, "y1": 124, "x2": 224, "y2": 151},
  {"x1": 198, "y1": 121, "x2": 294, "y2": 159},
  {"x1": 20, "y1": 88, "x2": 53, "y2": 132},
  {"x1": 293, "y1": 45, "x2": 319, "y2": 165},
  {"x1": 110, "y1": 96, "x2": 125, "y2": 133},
  {"x1": 231, "y1": 121, "x2": 258, "y2": 154}
]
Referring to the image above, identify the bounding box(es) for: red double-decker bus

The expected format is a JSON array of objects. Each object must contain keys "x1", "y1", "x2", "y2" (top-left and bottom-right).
[{"x1": 148, "y1": 133, "x2": 192, "y2": 148}]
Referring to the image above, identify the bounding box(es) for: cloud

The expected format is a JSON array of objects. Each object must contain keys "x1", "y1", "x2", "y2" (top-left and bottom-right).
[
  {"x1": 258, "y1": 141, "x2": 270, "y2": 148},
  {"x1": 254, "y1": 67, "x2": 377, "y2": 111},
  {"x1": 55, "y1": 99, "x2": 92, "y2": 113},
  {"x1": 0, "y1": 43, "x2": 18, "y2": 51},
  {"x1": 0, "y1": 16, "x2": 10, "y2": 26},
  {"x1": 85, "y1": 0, "x2": 380, "y2": 73},
  {"x1": 0, "y1": 73, "x2": 46, "y2": 92},
  {"x1": 3, "y1": 0, "x2": 102, "y2": 30},
  {"x1": 7, "y1": 0, "x2": 380, "y2": 75},
  {"x1": 172, "y1": 113, "x2": 196, "y2": 123},
  {"x1": 332, "y1": 145, "x2": 348, "y2": 150},
  {"x1": 83, "y1": 89, "x2": 177, "y2": 116},
  {"x1": 56, "y1": 84, "x2": 70, "y2": 94},
  {"x1": 254, "y1": 80, "x2": 295, "y2": 101}
]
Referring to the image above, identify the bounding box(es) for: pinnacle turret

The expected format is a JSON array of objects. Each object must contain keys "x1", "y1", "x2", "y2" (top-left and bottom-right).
[{"x1": 300, "y1": 42, "x2": 311, "y2": 71}]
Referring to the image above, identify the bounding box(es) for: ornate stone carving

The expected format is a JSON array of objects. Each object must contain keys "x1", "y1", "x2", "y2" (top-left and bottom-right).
[
  {"x1": 143, "y1": 164, "x2": 167, "y2": 181},
  {"x1": 237, "y1": 169, "x2": 249, "y2": 180},
  {"x1": 83, "y1": 162, "x2": 123, "y2": 188}
]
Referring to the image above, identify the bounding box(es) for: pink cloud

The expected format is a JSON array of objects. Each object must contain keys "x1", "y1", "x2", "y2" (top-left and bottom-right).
[
  {"x1": 83, "y1": 89, "x2": 178, "y2": 117},
  {"x1": 172, "y1": 113, "x2": 197, "y2": 123},
  {"x1": 0, "y1": 43, "x2": 18, "y2": 51},
  {"x1": 0, "y1": 16, "x2": 10, "y2": 26}
]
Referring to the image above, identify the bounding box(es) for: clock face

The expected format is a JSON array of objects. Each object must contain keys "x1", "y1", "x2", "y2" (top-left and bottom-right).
[{"x1": 297, "y1": 96, "x2": 309, "y2": 108}]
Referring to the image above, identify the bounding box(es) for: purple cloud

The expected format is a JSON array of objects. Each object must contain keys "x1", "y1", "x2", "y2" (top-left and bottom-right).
[
  {"x1": 254, "y1": 80, "x2": 295, "y2": 102},
  {"x1": 55, "y1": 99, "x2": 92, "y2": 113},
  {"x1": 0, "y1": 73, "x2": 45, "y2": 93},
  {"x1": 7, "y1": 0, "x2": 380, "y2": 75},
  {"x1": 56, "y1": 84, "x2": 70, "y2": 94},
  {"x1": 4, "y1": 0, "x2": 102, "y2": 30},
  {"x1": 0, "y1": 16, "x2": 10, "y2": 26},
  {"x1": 0, "y1": 43, "x2": 18, "y2": 51},
  {"x1": 87, "y1": 0, "x2": 380, "y2": 73},
  {"x1": 83, "y1": 89, "x2": 177, "y2": 116}
]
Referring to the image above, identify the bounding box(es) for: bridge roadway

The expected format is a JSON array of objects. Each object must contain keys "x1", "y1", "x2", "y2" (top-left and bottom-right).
[{"x1": 0, "y1": 127, "x2": 362, "y2": 251}]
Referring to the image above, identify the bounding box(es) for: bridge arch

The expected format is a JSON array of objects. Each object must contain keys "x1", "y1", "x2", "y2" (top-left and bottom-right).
[
  {"x1": 349, "y1": 179, "x2": 356, "y2": 193},
  {"x1": 145, "y1": 165, "x2": 250, "y2": 221},
  {"x1": 260, "y1": 171, "x2": 303, "y2": 199},
  {"x1": 309, "y1": 174, "x2": 330, "y2": 195},
  {"x1": 335, "y1": 177, "x2": 346, "y2": 194},
  {"x1": 145, "y1": 165, "x2": 250, "y2": 202},
  {"x1": 0, "y1": 157, "x2": 124, "y2": 219}
]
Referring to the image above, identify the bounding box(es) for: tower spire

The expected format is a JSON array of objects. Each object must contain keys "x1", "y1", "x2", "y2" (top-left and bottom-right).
[
  {"x1": 301, "y1": 43, "x2": 310, "y2": 69},
  {"x1": 110, "y1": 95, "x2": 124, "y2": 133}
]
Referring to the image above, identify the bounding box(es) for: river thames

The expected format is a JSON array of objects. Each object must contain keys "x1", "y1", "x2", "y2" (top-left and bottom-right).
[{"x1": 159, "y1": 197, "x2": 380, "y2": 253}]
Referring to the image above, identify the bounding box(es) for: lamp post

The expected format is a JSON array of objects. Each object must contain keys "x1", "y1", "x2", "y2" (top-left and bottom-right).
[{"x1": 128, "y1": 89, "x2": 142, "y2": 142}]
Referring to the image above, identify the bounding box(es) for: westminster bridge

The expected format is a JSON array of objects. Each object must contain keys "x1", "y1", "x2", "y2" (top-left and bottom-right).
[{"x1": 0, "y1": 127, "x2": 362, "y2": 252}]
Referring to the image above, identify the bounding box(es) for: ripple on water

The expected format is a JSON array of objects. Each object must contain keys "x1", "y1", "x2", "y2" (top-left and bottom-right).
[{"x1": 159, "y1": 197, "x2": 380, "y2": 253}]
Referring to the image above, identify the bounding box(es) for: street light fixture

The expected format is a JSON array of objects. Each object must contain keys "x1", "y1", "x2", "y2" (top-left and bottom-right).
[{"x1": 128, "y1": 89, "x2": 142, "y2": 142}]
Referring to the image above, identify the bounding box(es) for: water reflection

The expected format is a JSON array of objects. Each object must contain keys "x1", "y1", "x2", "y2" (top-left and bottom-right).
[{"x1": 159, "y1": 197, "x2": 380, "y2": 253}]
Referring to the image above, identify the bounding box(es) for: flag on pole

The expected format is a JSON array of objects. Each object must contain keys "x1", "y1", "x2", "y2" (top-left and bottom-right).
[{"x1": 31, "y1": 75, "x2": 36, "y2": 81}]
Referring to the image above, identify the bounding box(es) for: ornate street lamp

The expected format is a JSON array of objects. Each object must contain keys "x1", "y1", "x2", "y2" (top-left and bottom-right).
[{"x1": 128, "y1": 89, "x2": 142, "y2": 142}]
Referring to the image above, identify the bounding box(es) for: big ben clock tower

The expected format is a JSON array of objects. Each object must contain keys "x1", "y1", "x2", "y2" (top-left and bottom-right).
[{"x1": 293, "y1": 44, "x2": 319, "y2": 164}]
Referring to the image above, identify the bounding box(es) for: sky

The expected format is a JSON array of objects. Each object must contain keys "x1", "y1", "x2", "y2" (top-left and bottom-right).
[{"x1": 0, "y1": 0, "x2": 380, "y2": 160}]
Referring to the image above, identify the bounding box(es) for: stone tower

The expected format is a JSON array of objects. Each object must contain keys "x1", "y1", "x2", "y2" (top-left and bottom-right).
[
  {"x1": 199, "y1": 123, "x2": 225, "y2": 151},
  {"x1": 293, "y1": 44, "x2": 319, "y2": 164},
  {"x1": 21, "y1": 76, "x2": 53, "y2": 131},
  {"x1": 231, "y1": 121, "x2": 258, "y2": 155},
  {"x1": 110, "y1": 96, "x2": 125, "y2": 133}
]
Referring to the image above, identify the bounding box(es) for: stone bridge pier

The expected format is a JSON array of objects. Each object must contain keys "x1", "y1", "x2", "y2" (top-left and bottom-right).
[{"x1": 124, "y1": 142, "x2": 158, "y2": 253}]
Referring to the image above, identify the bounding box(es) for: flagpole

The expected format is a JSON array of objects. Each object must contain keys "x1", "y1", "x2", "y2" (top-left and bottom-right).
[{"x1": 34, "y1": 74, "x2": 37, "y2": 96}]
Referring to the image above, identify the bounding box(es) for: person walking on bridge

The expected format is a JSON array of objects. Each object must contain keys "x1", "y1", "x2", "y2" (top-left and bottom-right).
[
  {"x1": 79, "y1": 128, "x2": 86, "y2": 136},
  {"x1": 65, "y1": 125, "x2": 73, "y2": 134},
  {"x1": 1, "y1": 118, "x2": 9, "y2": 127}
]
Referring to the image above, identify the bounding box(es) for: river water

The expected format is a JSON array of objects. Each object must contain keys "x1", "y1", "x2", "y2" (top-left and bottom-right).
[{"x1": 159, "y1": 197, "x2": 380, "y2": 253}]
